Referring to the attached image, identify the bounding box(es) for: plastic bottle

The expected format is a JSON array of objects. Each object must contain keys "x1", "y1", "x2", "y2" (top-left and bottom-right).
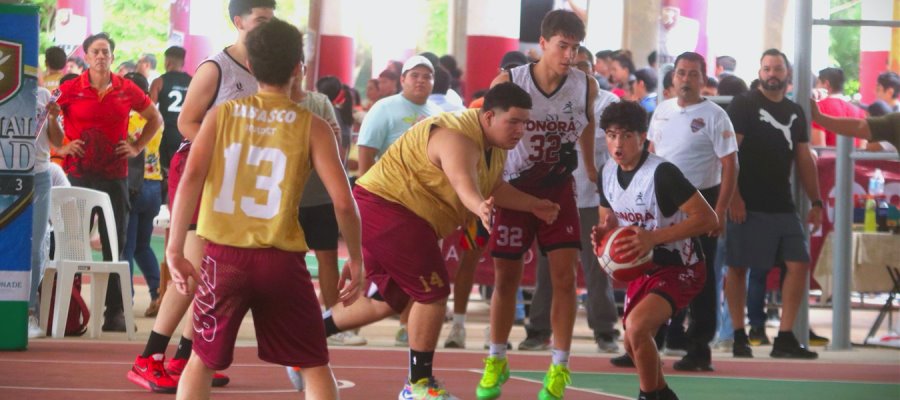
[{"x1": 865, "y1": 169, "x2": 884, "y2": 232}]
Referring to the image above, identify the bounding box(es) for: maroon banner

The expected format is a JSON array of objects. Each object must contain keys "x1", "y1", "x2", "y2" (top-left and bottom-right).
[{"x1": 810, "y1": 153, "x2": 900, "y2": 288}]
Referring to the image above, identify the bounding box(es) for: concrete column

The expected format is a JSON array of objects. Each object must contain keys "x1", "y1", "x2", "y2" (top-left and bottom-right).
[
  {"x1": 169, "y1": 0, "x2": 215, "y2": 74},
  {"x1": 464, "y1": 0, "x2": 520, "y2": 103},
  {"x1": 316, "y1": 0, "x2": 355, "y2": 85}
]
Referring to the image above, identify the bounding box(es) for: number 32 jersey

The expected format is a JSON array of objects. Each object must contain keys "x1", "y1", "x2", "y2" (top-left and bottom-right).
[
  {"x1": 197, "y1": 92, "x2": 314, "y2": 252},
  {"x1": 506, "y1": 64, "x2": 590, "y2": 188}
]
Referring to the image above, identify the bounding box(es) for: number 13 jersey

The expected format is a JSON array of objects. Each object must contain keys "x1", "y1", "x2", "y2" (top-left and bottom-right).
[
  {"x1": 198, "y1": 92, "x2": 314, "y2": 252},
  {"x1": 506, "y1": 64, "x2": 590, "y2": 188}
]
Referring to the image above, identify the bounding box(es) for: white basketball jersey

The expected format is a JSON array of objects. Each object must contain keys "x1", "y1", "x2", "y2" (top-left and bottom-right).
[
  {"x1": 204, "y1": 48, "x2": 258, "y2": 108},
  {"x1": 601, "y1": 154, "x2": 700, "y2": 267},
  {"x1": 506, "y1": 64, "x2": 590, "y2": 187}
]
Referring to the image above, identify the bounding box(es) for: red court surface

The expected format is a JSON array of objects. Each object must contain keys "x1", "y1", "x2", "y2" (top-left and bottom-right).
[{"x1": 1, "y1": 340, "x2": 897, "y2": 399}]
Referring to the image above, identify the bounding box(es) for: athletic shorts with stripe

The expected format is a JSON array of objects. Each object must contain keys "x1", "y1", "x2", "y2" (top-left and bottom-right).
[
  {"x1": 192, "y1": 243, "x2": 328, "y2": 371},
  {"x1": 354, "y1": 186, "x2": 450, "y2": 313}
]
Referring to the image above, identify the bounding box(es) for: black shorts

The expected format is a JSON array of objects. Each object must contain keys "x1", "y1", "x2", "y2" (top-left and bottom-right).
[{"x1": 298, "y1": 203, "x2": 339, "y2": 250}]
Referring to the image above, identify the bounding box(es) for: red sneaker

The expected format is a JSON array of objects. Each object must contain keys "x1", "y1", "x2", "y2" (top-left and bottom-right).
[
  {"x1": 127, "y1": 354, "x2": 178, "y2": 393},
  {"x1": 166, "y1": 357, "x2": 231, "y2": 387}
]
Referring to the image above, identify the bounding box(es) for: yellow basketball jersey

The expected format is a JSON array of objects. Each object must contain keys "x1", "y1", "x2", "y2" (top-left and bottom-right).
[
  {"x1": 358, "y1": 109, "x2": 506, "y2": 238},
  {"x1": 197, "y1": 92, "x2": 313, "y2": 251}
]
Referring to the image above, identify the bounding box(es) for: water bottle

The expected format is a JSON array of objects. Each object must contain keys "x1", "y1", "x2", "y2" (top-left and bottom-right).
[{"x1": 865, "y1": 169, "x2": 885, "y2": 232}]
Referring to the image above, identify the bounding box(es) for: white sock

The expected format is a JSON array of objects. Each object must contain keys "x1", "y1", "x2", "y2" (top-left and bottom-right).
[
  {"x1": 551, "y1": 348, "x2": 569, "y2": 367},
  {"x1": 489, "y1": 343, "x2": 507, "y2": 359},
  {"x1": 452, "y1": 313, "x2": 466, "y2": 326},
  {"x1": 322, "y1": 309, "x2": 333, "y2": 319}
]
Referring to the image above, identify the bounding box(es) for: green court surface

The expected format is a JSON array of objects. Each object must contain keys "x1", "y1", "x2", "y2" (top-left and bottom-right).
[
  {"x1": 143, "y1": 235, "x2": 340, "y2": 278},
  {"x1": 511, "y1": 371, "x2": 900, "y2": 400}
]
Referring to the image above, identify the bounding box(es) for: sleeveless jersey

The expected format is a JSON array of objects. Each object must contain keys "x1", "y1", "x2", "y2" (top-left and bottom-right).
[
  {"x1": 157, "y1": 71, "x2": 192, "y2": 166},
  {"x1": 197, "y1": 92, "x2": 313, "y2": 251},
  {"x1": 506, "y1": 64, "x2": 590, "y2": 188},
  {"x1": 601, "y1": 154, "x2": 701, "y2": 267},
  {"x1": 203, "y1": 48, "x2": 258, "y2": 109},
  {"x1": 358, "y1": 109, "x2": 506, "y2": 238}
]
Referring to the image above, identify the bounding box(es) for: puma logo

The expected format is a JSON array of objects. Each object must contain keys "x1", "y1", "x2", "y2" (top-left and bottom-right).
[{"x1": 758, "y1": 109, "x2": 797, "y2": 150}]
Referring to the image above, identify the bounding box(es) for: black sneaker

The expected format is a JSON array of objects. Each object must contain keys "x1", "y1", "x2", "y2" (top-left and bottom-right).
[
  {"x1": 771, "y1": 333, "x2": 818, "y2": 359},
  {"x1": 610, "y1": 353, "x2": 635, "y2": 368},
  {"x1": 748, "y1": 326, "x2": 770, "y2": 346},
  {"x1": 732, "y1": 330, "x2": 753, "y2": 358},
  {"x1": 102, "y1": 312, "x2": 126, "y2": 332},
  {"x1": 673, "y1": 348, "x2": 714, "y2": 372}
]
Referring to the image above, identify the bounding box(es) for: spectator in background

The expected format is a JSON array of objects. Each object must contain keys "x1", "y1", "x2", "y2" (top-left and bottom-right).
[
  {"x1": 579, "y1": 46, "x2": 611, "y2": 90},
  {"x1": 868, "y1": 71, "x2": 900, "y2": 116},
  {"x1": 633, "y1": 68, "x2": 658, "y2": 114},
  {"x1": 429, "y1": 65, "x2": 465, "y2": 112},
  {"x1": 703, "y1": 76, "x2": 719, "y2": 96},
  {"x1": 647, "y1": 50, "x2": 658, "y2": 70},
  {"x1": 357, "y1": 55, "x2": 441, "y2": 175},
  {"x1": 718, "y1": 74, "x2": 748, "y2": 97},
  {"x1": 362, "y1": 78, "x2": 381, "y2": 110},
  {"x1": 317, "y1": 75, "x2": 355, "y2": 161},
  {"x1": 66, "y1": 55, "x2": 86, "y2": 75},
  {"x1": 41, "y1": 46, "x2": 67, "y2": 92},
  {"x1": 421, "y1": 52, "x2": 464, "y2": 109},
  {"x1": 121, "y1": 72, "x2": 164, "y2": 318},
  {"x1": 715, "y1": 55, "x2": 736, "y2": 78},
  {"x1": 117, "y1": 60, "x2": 137, "y2": 76},
  {"x1": 610, "y1": 51, "x2": 635, "y2": 98},
  {"x1": 595, "y1": 50, "x2": 614, "y2": 84},
  {"x1": 377, "y1": 69, "x2": 401, "y2": 98},
  {"x1": 55, "y1": 32, "x2": 162, "y2": 332},
  {"x1": 810, "y1": 67, "x2": 866, "y2": 147},
  {"x1": 149, "y1": 46, "x2": 192, "y2": 178},
  {"x1": 440, "y1": 54, "x2": 465, "y2": 97},
  {"x1": 662, "y1": 69, "x2": 676, "y2": 100},
  {"x1": 137, "y1": 53, "x2": 160, "y2": 82}
]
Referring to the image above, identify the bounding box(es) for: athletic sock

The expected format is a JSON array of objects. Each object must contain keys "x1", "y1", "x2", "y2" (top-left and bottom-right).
[
  {"x1": 409, "y1": 349, "x2": 434, "y2": 383},
  {"x1": 452, "y1": 313, "x2": 466, "y2": 326},
  {"x1": 489, "y1": 343, "x2": 507, "y2": 359},
  {"x1": 551, "y1": 348, "x2": 569, "y2": 367},
  {"x1": 142, "y1": 331, "x2": 171, "y2": 358},
  {"x1": 173, "y1": 337, "x2": 193, "y2": 360},
  {"x1": 323, "y1": 310, "x2": 340, "y2": 336}
]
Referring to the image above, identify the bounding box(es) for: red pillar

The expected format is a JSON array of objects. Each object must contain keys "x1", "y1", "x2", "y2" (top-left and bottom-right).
[
  {"x1": 170, "y1": 0, "x2": 215, "y2": 74},
  {"x1": 316, "y1": 0, "x2": 355, "y2": 85},
  {"x1": 465, "y1": 0, "x2": 520, "y2": 104}
]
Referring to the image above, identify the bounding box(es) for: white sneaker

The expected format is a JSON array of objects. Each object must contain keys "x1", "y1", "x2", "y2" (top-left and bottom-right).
[
  {"x1": 28, "y1": 315, "x2": 45, "y2": 339},
  {"x1": 328, "y1": 331, "x2": 368, "y2": 346},
  {"x1": 285, "y1": 366, "x2": 304, "y2": 391},
  {"x1": 444, "y1": 324, "x2": 466, "y2": 349}
]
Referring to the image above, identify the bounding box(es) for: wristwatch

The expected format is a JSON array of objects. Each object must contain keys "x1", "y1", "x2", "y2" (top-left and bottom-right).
[{"x1": 811, "y1": 199, "x2": 824, "y2": 209}]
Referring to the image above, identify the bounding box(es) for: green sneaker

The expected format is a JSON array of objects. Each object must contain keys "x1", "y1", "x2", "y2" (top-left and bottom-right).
[
  {"x1": 476, "y1": 356, "x2": 509, "y2": 400},
  {"x1": 538, "y1": 364, "x2": 571, "y2": 400},
  {"x1": 400, "y1": 377, "x2": 458, "y2": 400}
]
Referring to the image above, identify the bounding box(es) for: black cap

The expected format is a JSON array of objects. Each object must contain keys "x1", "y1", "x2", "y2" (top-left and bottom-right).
[{"x1": 500, "y1": 51, "x2": 529, "y2": 70}]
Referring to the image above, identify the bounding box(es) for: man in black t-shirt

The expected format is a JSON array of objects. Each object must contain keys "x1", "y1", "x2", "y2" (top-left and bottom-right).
[
  {"x1": 149, "y1": 46, "x2": 192, "y2": 178},
  {"x1": 724, "y1": 49, "x2": 822, "y2": 360}
]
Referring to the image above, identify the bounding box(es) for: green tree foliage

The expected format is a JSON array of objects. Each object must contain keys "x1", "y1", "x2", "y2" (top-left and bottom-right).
[
  {"x1": 828, "y1": 0, "x2": 860, "y2": 96},
  {"x1": 101, "y1": 0, "x2": 168, "y2": 73},
  {"x1": 420, "y1": 0, "x2": 448, "y2": 55}
]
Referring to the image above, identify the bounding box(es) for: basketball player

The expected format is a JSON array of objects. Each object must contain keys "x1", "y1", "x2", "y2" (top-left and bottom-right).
[
  {"x1": 478, "y1": 10, "x2": 598, "y2": 400},
  {"x1": 126, "y1": 0, "x2": 274, "y2": 393},
  {"x1": 166, "y1": 18, "x2": 360, "y2": 400},
  {"x1": 594, "y1": 101, "x2": 716, "y2": 400},
  {"x1": 298, "y1": 82, "x2": 559, "y2": 400}
]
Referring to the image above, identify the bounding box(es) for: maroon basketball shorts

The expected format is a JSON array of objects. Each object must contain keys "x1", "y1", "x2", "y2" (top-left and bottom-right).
[
  {"x1": 622, "y1": 261, "x2": 706, "y2": 329},
  {"x1": 168, "y1": 142, "x2": 201, "y2": 229},
  {"x1": 353, "y1": 186, "x2": 450, "y2": 313},
  {"x1": 192, "y1": 242, "x2": 328, "y2": 370},
  {"x1": 489, "y1": 177, "x2": 581, "y2": 260}
]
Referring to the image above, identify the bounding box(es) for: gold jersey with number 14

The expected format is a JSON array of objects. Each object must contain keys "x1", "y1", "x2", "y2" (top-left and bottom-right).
[{"x1": 197, "y1": 92, "x2": 313, "y2": 252}]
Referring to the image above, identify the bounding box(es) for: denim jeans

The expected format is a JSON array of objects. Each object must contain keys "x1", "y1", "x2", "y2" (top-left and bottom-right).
[
  {"x1": 29, "y1": 171, "x2": 51, "y2": 315},
  {"x1": 747, "y1": 267, "x2": 772, "y2": 329},
  {"x1": 715, "y1": 237, "x2": 733, "y2": 340},
  {"x1": 123, "y1": 180, "x2": 162, "y2": 300}
]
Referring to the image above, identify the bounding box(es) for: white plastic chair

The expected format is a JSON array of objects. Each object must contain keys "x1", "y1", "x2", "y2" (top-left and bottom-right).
[{"x1": 40, "y1": 187, "x2": 135, "y2": 339}]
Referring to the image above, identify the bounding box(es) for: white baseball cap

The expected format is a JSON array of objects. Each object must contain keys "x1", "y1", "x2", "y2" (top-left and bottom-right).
[{"x1": 401, "y1": 55, "x2": 434, "y2": 75}]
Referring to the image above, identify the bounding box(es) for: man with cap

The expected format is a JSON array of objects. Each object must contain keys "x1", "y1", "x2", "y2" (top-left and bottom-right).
[{"x1": 357, "y1": 55, "x2": 443, "y2": 176}]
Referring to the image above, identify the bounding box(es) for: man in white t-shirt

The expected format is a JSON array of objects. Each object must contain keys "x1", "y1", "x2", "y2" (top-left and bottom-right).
[{"x1": 648, "y1": 51, "x2": 738, "y2": 372}]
